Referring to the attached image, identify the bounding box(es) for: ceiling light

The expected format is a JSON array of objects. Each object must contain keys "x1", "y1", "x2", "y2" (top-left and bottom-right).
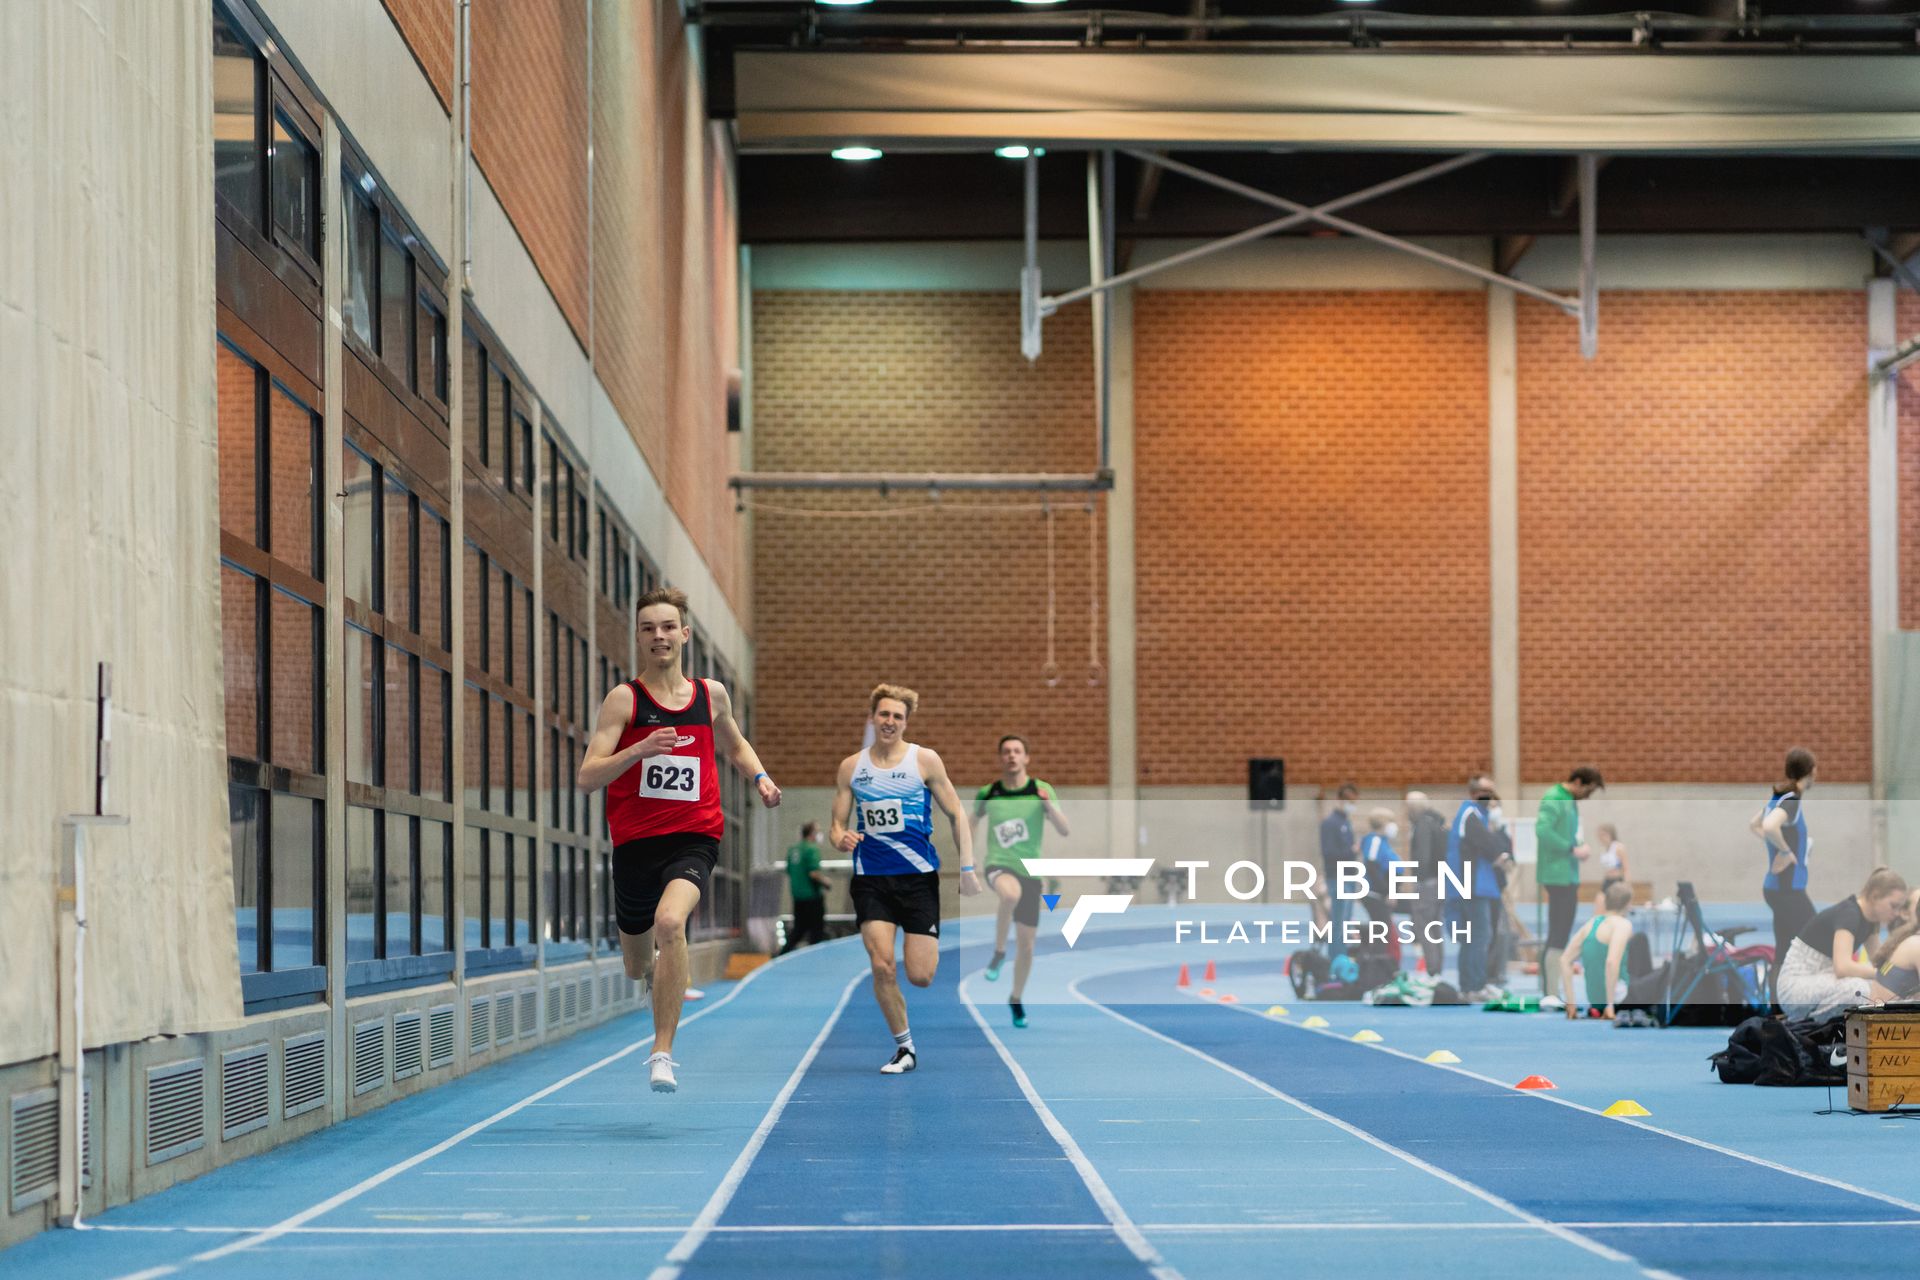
[
  {"x1": 816, "y1": 0, "x2": 872, "y2": 7},
  {"x1": 994, "y1": 145, "x2": 1045, "y2": 159},
  {"x1": 831, "y1": 146, "x2": 883, "y2": 161},
  {"x1": 1011, "y1": 0, "x2": 1069, "y2": 6}
]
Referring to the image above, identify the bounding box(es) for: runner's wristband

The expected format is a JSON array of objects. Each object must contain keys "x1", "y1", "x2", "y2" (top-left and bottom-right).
[
  {"x1": 753, "y1": 772, "x2": 768, "y2": 783},
  {"x1": 961, "y1": 865, "x2": 976, "y2": 873}
]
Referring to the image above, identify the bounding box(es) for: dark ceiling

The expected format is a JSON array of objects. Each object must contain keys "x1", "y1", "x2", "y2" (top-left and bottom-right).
[{"x1": 703, "y1": 2, "x2": 1920, "y2": 249}]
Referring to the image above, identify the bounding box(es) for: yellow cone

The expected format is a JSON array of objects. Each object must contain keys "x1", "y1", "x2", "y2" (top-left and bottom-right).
[
  {"x1": 1352, "y1": 1029, "x2": 1383, "y2": 1043},
  {"x1": 1265, "y1": 1005, "x2": 1289, "y2": 1018},
  {"x1": 1424, "y1": 1050, "x2": 1462, "y2": 1064},
  {"x1": 1302, "y1": 1015, "x2": 1331, "y2": 1028},
  {"x1": 1603, "y1": 1099, "x2": 1651, "y2": 1118}
]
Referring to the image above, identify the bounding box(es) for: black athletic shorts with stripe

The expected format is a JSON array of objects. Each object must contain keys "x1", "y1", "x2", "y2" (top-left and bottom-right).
[
  {"x1": 851, "y1": 871, "x2": 941, "y2": 937},
  {"x1": 613, "y1": 833, "x2": 718, "y2": 935}
]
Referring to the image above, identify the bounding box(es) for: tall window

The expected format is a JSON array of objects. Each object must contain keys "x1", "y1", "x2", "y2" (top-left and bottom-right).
[
  {"x1": 215, "y1": 3, "x2": 326, "y2": 997},
  {"x1": 463, "y1": 318, "x2": 538, "y2": 961},
  {"x1": 342, "y1": 439, "x2": 453, "y2": 971},
  {"x1": 219, "y1": 344, "x2": 326, "y2": 977},
  {"x1": 542, "y1": 427, "x2": 593, "y2": 949},
  {"x1": 336, "y1": 139, "x2": 456, "y2": 984},
  {"x1": 593, "y1": 502, "x2": 637, "y2": 947}
]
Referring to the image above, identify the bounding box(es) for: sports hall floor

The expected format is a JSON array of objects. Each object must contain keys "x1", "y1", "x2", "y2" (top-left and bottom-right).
[{"x1": 10, "y1": 908, "x2": 1918, "y2": 1280}]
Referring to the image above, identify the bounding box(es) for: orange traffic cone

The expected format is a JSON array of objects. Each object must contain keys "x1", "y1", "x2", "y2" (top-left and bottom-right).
[
  {"x1": 1177, "y1": 964, "x2": 1191, "y2": 988},
  {"x1": 1203, "y1": 959, "x2": 1218, "y2": 981},
  {"x1": 1514, "y1": 1075, "x2": 1557, "y2": 1091}
]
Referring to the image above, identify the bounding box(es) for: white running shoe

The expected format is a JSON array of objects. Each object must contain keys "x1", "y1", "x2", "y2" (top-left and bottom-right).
[
  {"x1": 647, "y1": 1051, "x2": 678, "y2": 1093},
  {"x1": 879, "y1": 1047, "x2": 917, "y2": 1075}
]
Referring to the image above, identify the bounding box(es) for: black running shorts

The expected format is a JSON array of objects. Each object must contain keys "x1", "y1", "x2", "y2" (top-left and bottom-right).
[
  {"x1": 850, "y1": 871, "x2": 941, "y2": 937},
  {"x1": 985, "y1": 865, "x2": 1042, "y2": 928},
  {"x1": 613, "y1": 833, "x2": 718, "y2": 936}
]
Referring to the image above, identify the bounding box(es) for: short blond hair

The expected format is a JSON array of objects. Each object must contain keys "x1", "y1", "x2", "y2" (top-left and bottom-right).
[
  {"x1": 637, "y1": 586, "x2": 690, "y2": 624},
  {"x1": 1604, "y1": 882, "x2": 1633, "y2": 912},
  {"x1": 870, "y1": 683, "x2": 919, "y2": 716},
  {"x1": 1368, "y1": 807, "x2": 1394, "y2": 831}
]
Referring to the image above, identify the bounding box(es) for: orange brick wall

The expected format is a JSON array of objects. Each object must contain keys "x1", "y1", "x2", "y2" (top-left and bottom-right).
[
  {"x1": 1516, "y1": 291, "x2": 1872, "y2": 783},
  {"x1": 379, "y1": 0, "x2": 453, "y2": 111},
  {"x1": 749, "y1": 292, "x2": 1107, "y2": 786},
  {"x1": 1901, "y1": 291, "x2": 1920, "y2": 633},
  {"x1": 472, "y1": 0, "x2": 590, "y2": 345},
  {"x1": 1134, "y1": 291, "x2": 1493, "y2": 788},
  {"x1": 374, "y1": 0, "x2": 744, "y2": 616}
]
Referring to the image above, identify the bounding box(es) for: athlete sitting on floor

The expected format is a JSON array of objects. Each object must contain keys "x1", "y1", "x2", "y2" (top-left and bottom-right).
[
  {"x1": 1560, "y1": 881, "x2": 1635, "y2": 1021},
  {"x1": 1775, "y1": 867, "x2": 1909, "y2": 1020}
]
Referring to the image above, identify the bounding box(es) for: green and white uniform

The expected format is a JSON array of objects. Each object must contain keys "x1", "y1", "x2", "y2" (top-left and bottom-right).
[{"x1": 977, "y1": 778, "x2": 1055, "y2": 926}]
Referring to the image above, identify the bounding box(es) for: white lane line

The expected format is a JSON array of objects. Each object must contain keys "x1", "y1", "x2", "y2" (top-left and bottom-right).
[
  {"x1": 83, "y1": 1217, "x2": 1920, "y2": 1237},
  {"x1": 646, "y1": 968, "x2": 867, "y2": 1280},
  {"x1": 1067, "y1": 976, "x2": 1649, "y2": 1275},
  {"x1": 1192, "y1": 987, "x2": 1920, "y2": 1217},
  {"x1": 105, "y1": 946, "x2": 820, "y2": 1280},
  {"x1": 958, "y1": 973, "x2": 1187, "y2": 1280}
]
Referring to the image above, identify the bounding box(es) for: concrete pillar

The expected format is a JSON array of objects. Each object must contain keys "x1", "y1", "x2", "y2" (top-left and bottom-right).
[
  {"x1": 1487, "y1": 286, "x2": 1522, "y2": 807},
  {"x1": 446, "y1": 1, "x2": 470, "y2": 1057},
  {"x1": 322, "y1": 109, "x2": 351, "y2": 1121},
  {"x1": 1866, "y1": 281, "x2": 1899, "y2": 867},
  {"x1": 1106, "y1": 285, "x2": 1138, "y2": 858}
]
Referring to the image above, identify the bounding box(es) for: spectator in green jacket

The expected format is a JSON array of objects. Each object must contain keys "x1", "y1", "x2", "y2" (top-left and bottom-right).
[
  {"x1": 781, "y1": 822, "x2": 829, "y2": 954},
  {"x1": 1537, "y1": 765, "x2": 1604, "y2": 1005}
]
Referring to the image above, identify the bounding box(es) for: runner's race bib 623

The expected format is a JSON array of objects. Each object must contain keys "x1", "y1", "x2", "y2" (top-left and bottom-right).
[{"x1": 640, "y1": 755, "x2": 701, "y2": 801}]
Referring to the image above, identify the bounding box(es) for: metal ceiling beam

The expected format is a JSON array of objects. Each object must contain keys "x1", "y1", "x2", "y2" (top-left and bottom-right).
[
  {"x1": 1124, "y1": 150, "x2": 1582, "y2": 315},
  {"x1": 698, "y1": 6, "x2": 1920, "y2": 44},
  {"x1": 1039, "y1": 151, "x2": 1489, "y2": 312},
  {"x1": 728, "y1": 471, "x2": 1113, "y2": 493}
]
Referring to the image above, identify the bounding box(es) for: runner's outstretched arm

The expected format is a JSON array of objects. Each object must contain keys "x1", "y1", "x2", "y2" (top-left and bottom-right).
[
  {"x1": 922, "y1": 749, "x2": 981, "y2": 897},
  {"x1": 706, "y1": 679, "x2": 782, "y2": 808}
]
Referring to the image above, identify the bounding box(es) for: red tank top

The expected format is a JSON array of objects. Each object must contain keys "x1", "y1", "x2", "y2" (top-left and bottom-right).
[{"x1": 606, "y1": 676, "x2": 724, "y2": 843}]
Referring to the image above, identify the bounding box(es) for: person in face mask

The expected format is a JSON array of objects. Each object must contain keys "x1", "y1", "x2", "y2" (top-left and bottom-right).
[
  {"x1": 1318, "y1": 782, "x2": 1361, "y2": 949},
  {"x1": 1446, "y1": 775, "x2": 1514, "y2": 1000}
]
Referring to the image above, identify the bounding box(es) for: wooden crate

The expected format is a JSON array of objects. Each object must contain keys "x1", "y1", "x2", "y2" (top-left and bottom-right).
[
  {"x1": 1847, "y1": 1074, "x2": 1920, "y2": 1112},
  {"x1": 1845, "y1": 1044, "x2": 1920, "y2": 1077},
  {"x1": 1844, "y1": 1009, "x2": 1920, "y2": 1111},
  {"x1": 1844, "y1": 1010, "x2": 1920, "y2": 1048}
]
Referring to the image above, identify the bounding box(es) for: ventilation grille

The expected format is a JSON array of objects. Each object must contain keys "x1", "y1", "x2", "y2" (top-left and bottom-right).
[
  {"x1": 220, "y1": 1044, "x2": 271, "y2": 1141},
  {"x1": 549, "y1": 983, "x2": 564, "y2": 1027},
  {"x1": 393, "y1": 1013, "x2": 424, "y2": 1081},
  {"x1": 9, "y1": 1088, "x2": 56, "y2": 1213},
  {"x1": 283, "y1": 1032, "x2": 326, "y2": 1119},
  {"x1": 429, "y1": 1005, "x2": 456, "y2": 1069},
  {"x1": 519, "y1": 989, "x2": 537, "y2": 1037},
  {"x1": 146, "y1": 1059, "x2": 206, "y2": 1166},
  {"x1": 561, "y1": 981, "x2": 577, "y2": 1023},
  {"x1": 598, "y1": 974, "x2": 610, "y2": 1009},
  {"x1": 83, "y1": 1080, "x2": 93, "y2": 1189},
  {"x1": 352, "y1": 1020, "x2": 388, "y2": 1096},
  {"x1": 579, "y1": 976, "x2": 594, "y2": 1017},
  {"x1": 493, "y1": 992, "x2": 515, "y2": 1045},
  {"x1": 469, "y1": 997, "x2": 492, "y2": 1052}
]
